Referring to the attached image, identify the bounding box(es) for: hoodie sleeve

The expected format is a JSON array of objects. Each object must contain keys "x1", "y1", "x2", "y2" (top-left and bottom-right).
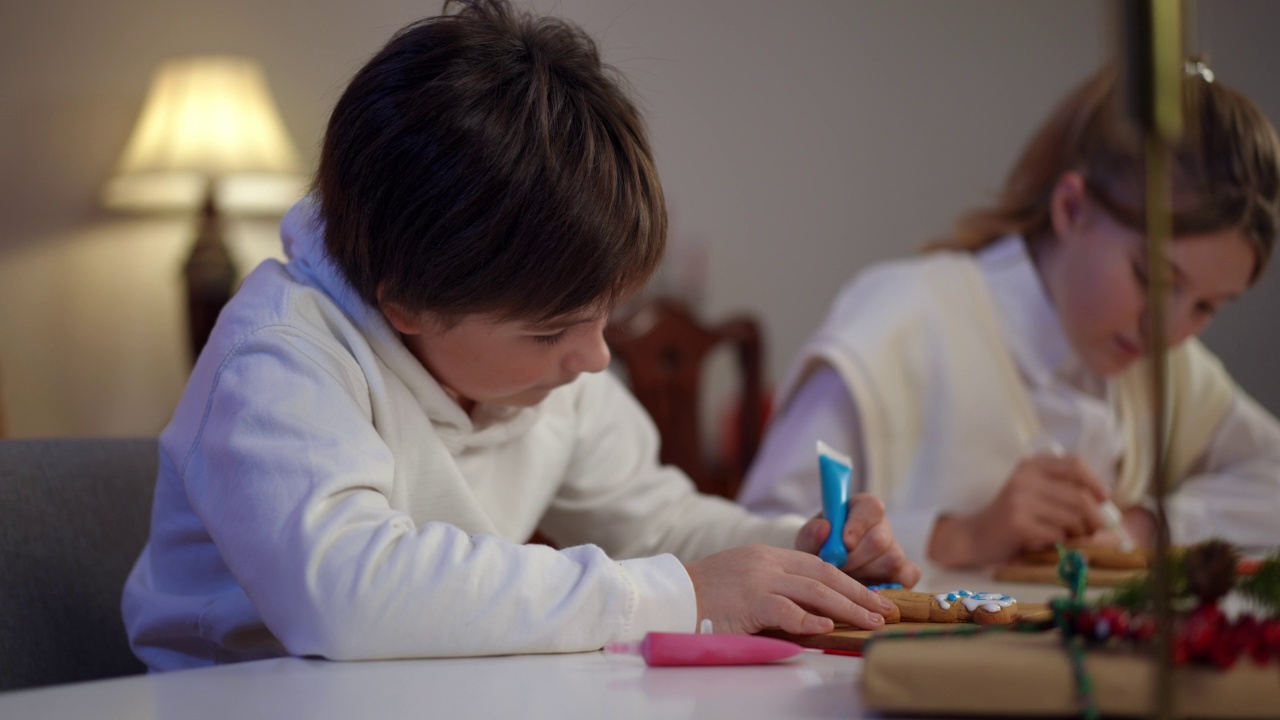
[
  {"x1": 177, "y1": 326, "x2": 695, "y2": 661},
  {"x1": 537, "y1": 371, "x2": 807, "y2": 562}
]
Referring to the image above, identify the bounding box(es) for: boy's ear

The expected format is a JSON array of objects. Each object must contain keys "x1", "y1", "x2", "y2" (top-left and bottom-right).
[
  {"x1": 377, "y1": 286, "x2": 425, "y2": 335},
  {"x1": 382, "y1": 302, "x2": 425, "y2": 335},
  {"x1": 1049, "y1": 171, "x2": 1088, "y2": 240}
]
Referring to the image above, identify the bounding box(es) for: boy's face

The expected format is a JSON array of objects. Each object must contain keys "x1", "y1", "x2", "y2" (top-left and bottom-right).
[
  {"x1": 384, "y1": 306, "x2": 612, "y2": 411},
  {"x1": 1043, "y1": 173, "x2": 1255, "y2": 377}
]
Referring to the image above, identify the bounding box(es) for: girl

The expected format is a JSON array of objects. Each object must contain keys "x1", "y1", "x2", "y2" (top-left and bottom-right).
[{"x1": 738, "y1": 61, "x2": 1280, "y2": 568}]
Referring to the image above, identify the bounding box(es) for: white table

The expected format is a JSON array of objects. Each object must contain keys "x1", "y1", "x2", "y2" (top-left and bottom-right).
[
  {"x1": 0, "y1": 567, "x2": 1074, "y2": 720},
  {"x1": 0, "y1": 651, "x2": 874, "y2": 720}
]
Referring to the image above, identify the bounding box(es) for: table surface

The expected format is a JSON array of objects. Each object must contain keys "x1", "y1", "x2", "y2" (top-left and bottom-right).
[{"x1": 0, "y1": 567, "x2": 1077, "y2": 720}]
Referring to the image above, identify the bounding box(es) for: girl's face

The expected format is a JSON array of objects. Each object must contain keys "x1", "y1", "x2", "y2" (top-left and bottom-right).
[
  {"x1": 383, "y1": 305, "x2": 612, "y2": 412},
  {"x1": 1039, "y1": 172, "x2": 1256, "y2": 377}
]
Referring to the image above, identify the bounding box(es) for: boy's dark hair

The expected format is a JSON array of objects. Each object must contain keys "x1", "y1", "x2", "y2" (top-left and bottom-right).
[{"x1": 315, "y1": 0, "x2": 666, "y2": 322}]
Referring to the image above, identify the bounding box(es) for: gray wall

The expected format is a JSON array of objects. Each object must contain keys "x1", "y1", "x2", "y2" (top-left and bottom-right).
[{"x1": 1, "y1": 0, "x2": 1277, "y2": 437}]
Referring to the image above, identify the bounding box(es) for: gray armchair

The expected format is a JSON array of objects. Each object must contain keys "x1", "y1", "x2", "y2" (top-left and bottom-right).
[{"x1": 0, "y1": 437, "x2": 156, "y2": 691}]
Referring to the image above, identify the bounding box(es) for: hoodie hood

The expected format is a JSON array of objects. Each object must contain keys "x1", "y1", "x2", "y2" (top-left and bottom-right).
[{"x1": 275, "y1": 196, "x2": 542, "y2": 447}]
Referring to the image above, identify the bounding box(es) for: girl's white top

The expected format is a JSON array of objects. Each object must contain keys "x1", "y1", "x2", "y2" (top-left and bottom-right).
[{"x1": 740, "y1": 236, "x2": 1280, "y2": 562}]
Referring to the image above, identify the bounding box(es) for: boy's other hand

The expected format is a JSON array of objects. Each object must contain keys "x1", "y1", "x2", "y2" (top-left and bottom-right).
[
  {"x1": 683, "y1": 544, "x2": 896, "y2": 636},
  {"x1": 794, "y1": 494, "x2": 920, "y2": 588}
]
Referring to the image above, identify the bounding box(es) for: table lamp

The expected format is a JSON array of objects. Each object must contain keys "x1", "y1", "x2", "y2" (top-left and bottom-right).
[{"x1": 103, "y1": 55, "x2": 303, "y2": 360}]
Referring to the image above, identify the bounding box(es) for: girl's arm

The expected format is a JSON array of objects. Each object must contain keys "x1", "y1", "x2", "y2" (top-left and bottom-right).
[
  {"x1": 737, "y1": 365, "x2": 942, "y2": 566},
  {"x1": 1161, "y1": 391, "x2": 1280, "y2": 549},
  {"x1": 737, "y1": 366, "x2": 862, "y2": 517}
]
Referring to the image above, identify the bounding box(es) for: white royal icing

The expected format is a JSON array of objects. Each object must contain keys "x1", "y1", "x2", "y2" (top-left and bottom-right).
[{"x1": 932, "y1": 590, "x2": 1016, "y2": 614}]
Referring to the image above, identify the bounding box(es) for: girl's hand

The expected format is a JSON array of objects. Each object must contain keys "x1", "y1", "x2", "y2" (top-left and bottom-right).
[
  {"x1": 928, "y1": 453, "x2": 1109, "y2": 567},
  {"x1": 683, "y1": 544, "x2": 897, "y2": 635},
  {"x1": 1080, "y1": 505, "x2": 1156, "y2": 549},
  {"x1": 794, "y1": 494, "x2": 921, "y2": 587}
]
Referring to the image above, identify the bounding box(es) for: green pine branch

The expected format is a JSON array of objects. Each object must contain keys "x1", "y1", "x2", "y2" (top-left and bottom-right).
[
  {"x1": 1236, "y1": 551, "x2": 1280, "y2": 616},
  {"x1": 1096, "y1": 553, "x2": 1189, "y2": 612}
]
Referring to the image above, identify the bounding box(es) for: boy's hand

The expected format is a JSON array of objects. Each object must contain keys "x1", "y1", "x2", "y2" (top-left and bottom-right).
[
  {"x1": 794, "y1": 494, "x2": 920, "y2": 588},
  {"x1": 683, "y1": 544, "x2": 897, "y2": 635},
  {"x1": 930, "y1": 453, "x2": 1108, "y2": 566}
]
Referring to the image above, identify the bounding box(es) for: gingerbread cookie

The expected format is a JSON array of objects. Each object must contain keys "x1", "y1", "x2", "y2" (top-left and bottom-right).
[
  {"x1": 876, "y1": 588, "x2": 928, "y2": 622},
  {"x1": 877, "y1": 588, "x2": 1018, "y2": 626}
]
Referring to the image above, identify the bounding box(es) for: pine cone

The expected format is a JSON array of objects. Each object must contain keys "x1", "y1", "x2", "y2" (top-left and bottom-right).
[{"x1": 1184, "y1": 539, "x2": 1240, "y2": 604}]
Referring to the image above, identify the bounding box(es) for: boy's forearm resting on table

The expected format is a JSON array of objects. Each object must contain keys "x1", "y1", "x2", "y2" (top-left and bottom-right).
[{"x1": 188, "y1": 470, "x2": 701, "y2": 658}]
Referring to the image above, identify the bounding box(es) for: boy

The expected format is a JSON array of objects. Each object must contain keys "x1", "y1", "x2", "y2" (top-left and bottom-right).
[{"x1": 123, "y1": 0, "x2": 917, "y2": 671}]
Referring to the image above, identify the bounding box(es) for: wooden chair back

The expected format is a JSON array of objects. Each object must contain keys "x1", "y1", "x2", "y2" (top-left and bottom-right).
[{"x1": 606, "y1": 297, "x2": 765, "y2": 499}]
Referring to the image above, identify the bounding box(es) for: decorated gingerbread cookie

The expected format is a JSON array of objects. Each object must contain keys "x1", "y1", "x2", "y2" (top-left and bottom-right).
[{"x1": 876, "y1": 587, "x2": 1019, "y2": 626}]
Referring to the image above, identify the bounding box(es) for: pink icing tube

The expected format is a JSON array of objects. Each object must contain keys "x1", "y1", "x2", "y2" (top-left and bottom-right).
[{"x1": 606, "y1": 632, "x2": 806, "y2": 666}]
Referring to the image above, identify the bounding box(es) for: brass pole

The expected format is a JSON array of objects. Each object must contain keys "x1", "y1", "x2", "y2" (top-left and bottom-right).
[
  {"x1": 1119, "y1": 0, "x2": 1184, "y2": 717},
  {"x1": 1144, "y1": 127, "x2": 1175, "y2": 720}
]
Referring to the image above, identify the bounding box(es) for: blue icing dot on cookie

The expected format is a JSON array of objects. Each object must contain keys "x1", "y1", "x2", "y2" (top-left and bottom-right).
[{"x1": 867, "y1": 583, "x2": 903, "y2": 592}]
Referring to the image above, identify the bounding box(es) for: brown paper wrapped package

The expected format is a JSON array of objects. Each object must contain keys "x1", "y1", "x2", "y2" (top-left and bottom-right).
[{"x1": 862, "y1": 631, "x2": 1280, "y2": 718}]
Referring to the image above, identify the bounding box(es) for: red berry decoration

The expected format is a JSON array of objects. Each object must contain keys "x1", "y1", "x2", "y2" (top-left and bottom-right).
[
  {"x1": 1230, "y1": 615, "x2": 1269, "y2": 666},
  {"x1": 1251, "y1": 637, "x2": 1271, "y2": 666},
  {"x1": 1209, "y1": 637, "x2": 1240, "y2": 670},
  {"x1": 1184, "y1": 605, "x2": 1223, "y2": 657},
  {"x1": 1173, "y1": 634, "x2": 1190, "y2": 666},
  {"x1": 1078, "y1": 541, "x2": 1280, "y2": 671},
  {"x1": 1129, "y1": 613, "x2": 1156, "y2": 643},
  {"x1": 1075, "y1": 609, "x2": 1096, "y2": 640},
  {"x1": 1105, "y1": 607, "x2": 1130, "y2": 640},
  {"x1": 1092, "y1": 609, "x2": 1114, "y2": 641},
  {"x1": 1232, "y1": 615, "x2": 1258, "y2": 660},
  {"x1": 1262, "y1": 620, "x2": 1280, "y2": 662}
]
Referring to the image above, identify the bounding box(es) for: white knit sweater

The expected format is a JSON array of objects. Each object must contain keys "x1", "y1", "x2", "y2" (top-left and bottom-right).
[{"x1": 745, "y1": 245, "x2": 1239, "y2": 562}]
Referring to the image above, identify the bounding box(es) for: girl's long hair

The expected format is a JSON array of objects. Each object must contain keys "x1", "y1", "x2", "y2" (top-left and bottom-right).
[{"x1": 930, "y1": 62, "x2": 1280, "y2": 281}]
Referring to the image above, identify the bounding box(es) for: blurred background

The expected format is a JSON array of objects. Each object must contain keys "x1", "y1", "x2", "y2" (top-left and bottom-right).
[{"x1": 2, "y1": 0, "x2": 1277, "y2": 438}]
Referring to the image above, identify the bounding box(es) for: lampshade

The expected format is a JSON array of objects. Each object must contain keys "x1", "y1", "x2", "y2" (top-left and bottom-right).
[{"x1": 103, "y1": 55, "x2": 304, "y2": 213}]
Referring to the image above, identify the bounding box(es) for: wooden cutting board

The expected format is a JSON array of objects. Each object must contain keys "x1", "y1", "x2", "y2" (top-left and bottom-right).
[
  {"x1": 759, "y1": 602, "x2": 1052, "y2": 653},
  {"x1": 994, "y1": 562, "x2": 1144, "y2": 587},
  {"x1": 993, "y1": 556, "x2": 1260, "y2": 588}
]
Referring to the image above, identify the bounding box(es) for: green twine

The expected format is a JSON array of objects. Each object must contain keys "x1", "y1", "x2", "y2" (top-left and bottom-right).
[
  {"x1": 860, "y1": 621, "x2": 992, "y2": 653},
  {"x1": 1054, "y1": 547, "x2": 1099, "y2": 719},
  {"x1": 1064, "y1": 633, "x2": 1099, "y2": 720},
  {"x1": 1057, "y1": 546, "x2": 1089, "y2": 601}
]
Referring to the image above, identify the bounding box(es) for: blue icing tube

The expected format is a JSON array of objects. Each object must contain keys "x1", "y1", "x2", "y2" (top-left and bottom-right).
[{"x1": 816, "y1": 440, "x2": 852, "y2": 567}]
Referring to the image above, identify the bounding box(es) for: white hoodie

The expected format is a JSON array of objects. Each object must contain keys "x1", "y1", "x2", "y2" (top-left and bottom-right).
[{"x1": 122, "y1": 199, "x2": 805, "y2": 671}]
